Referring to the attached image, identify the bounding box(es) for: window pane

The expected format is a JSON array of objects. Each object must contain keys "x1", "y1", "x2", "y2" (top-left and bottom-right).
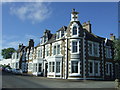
[
  {"x1": 71, "y1": 61, "x2": 78, "y2": 73},
  {"x1": 56, "y1": 62, "x2": 60, "y2": 73},
  {"x1": 94, "y1": 62, "x2": 98, "y2": 73},
  {"x1": 49, "y1": 62, "x2": 51, "y2": 72},
  {"x1": 57, "y1": 45, "x2": 60, "y2": 54},
  {"x1": 38, "y1": 63, "x2": 42, "y2": 72},
  {"x1": 72, "y1": 41, "x2": 78, "y2": 53},
  {"x1": 88, "y1": 43, "x2": 92, "y2": 55},
  {"x1": 89, "y1": 62, "x2": 93, "y2": 73},
  {"x1": 106, "y1": 64, "x2": 109, "y2": 73},
  {"x1": 73, "y1": 26, "x2": 77, "y2": 35},
  {"x1": 52, "y1": 62, "x2": 55, "y2": 72},
  {"x1": 61, "y1": 30, "x2": 64, "y2": 37},
  {"x1": 54, "y1": 46, "x2": 56, "y2": 55},
  {"x1": 94, "y1": 43, "x2": 98, "y2": 56}
]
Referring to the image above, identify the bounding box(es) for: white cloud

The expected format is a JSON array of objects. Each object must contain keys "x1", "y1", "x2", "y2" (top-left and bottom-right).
[
  {"x1": 2, "y1": 34, "x2": 40, "y2": 49},
  {"x1": 10, "y1": 2, "x2": 52, "y2": 24}
]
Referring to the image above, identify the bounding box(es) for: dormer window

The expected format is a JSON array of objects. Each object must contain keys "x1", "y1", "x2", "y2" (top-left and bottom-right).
[
  {"x1": 44, "y1": 36, "x2": 46, "y2": 42},
  {"x1": 61, "y1": 30, "x2": 64, "y2": 37},
  {"x1": 57, "y1": 32, "x2": 60, "y2": 39},
  {"x1": 72, "y1": 26, "x2": 77, "y2": 35}
]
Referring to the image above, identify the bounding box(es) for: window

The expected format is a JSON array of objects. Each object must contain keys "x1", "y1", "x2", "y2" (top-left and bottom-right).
[
  {"x1": 46, "y1": 45, "x2": 49, "y2": 56},
  {"x1": 35, "y1": 64, "x2": 37, "y2": 72},
  {"x1": 106, "y1": 64, "x2": 108, "y2": 74},
  {"x1": 61, "y1": 30, "x2": 64, "y2": 37},
  {"x1": 72, "y1": 41, "x2": 78, "y2": 53},
  {"x1": 94, "y1": 62, "x2": 99, "y2": 74},
  {"x1": 53, "y1": 46, "x2": 56, "y2": 55},
  {"x1": 106, "y1": 63, "x2": 112, "y2": 75},
  {"x1": 17, "y1": 53, "x2": 19, "y2": 59},
  {"x1": 38, "y1": 63, "x2": 42, "y2": 72},
  {"x1": 44, "y1": 36, "x2": 46, "y2": 42},
  {"x1": 49, "y1": 62, "x2": 51, "y2": 72},
  {"x1": 106, "y1": 47, "x2": 111, "y2": 58},
  {"x1": 57, "y1": 32, "x2": 60, "y2": 39},
  {"x1": 38, "y1": 50, "x2": 40, "y2": 57},
  {"x1": 52, "y1": 62, "x2": 55, "y2": 72},
  {"x1": 88, "y1": 43, "x2": 92, "y2": 55},
  {"x1": 40, "y1": 49, "x2": 42, "y2": 57},
  {"x1": 72, "y1": 26, "x2": 77, "y2": 35},
  {"x1": 88, "y1": 41, "x2": 99, "y2": 57},
  {"x1": 71, "y1": 61, "x2": 78, "y2": 73},
  {"x1": 28, "y1": 63, "x2": 32, "y2": 70},
  {"x1": 56, "y1": 62, "x2": 60, "y2": 73},
  {"x1": 57, "y1": 45, "x2": 60, "y2": 54},
  {"x1": 93, "y1": 43, "x2": 99, "y2": 56},
  {"x1": 89, "y1": 62, "x2": 93, "y2": 74}
]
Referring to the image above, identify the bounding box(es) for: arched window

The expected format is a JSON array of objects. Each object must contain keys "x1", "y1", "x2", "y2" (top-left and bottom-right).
[{"x1": 73, "y1": 26, "x2": 77, "y2": 35}]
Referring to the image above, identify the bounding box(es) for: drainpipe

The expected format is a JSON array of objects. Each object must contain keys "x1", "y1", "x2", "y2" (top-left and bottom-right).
[
  {"x1": 83, "y1": 37, "x2": 86, "y2": 80},
  {"x1": 102, "y1": 41, "x2": 105, "y2": 80},
  {"x1": 65, "y1": 38, "x2": 68, "y2": 79}
]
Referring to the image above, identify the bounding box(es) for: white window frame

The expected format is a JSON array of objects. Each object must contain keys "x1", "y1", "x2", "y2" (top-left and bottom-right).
[
  {"x1": 56, "y1": 61, "x2": 61, "y2": 74},
  {"x1": 105, "y1": 46, "x2": 112, "y2": 58},
  {"x1": 45, "y1": 44, "x2": 50, "y2": 57},
  {"x1": 69, "y1": 59, "x2": 81, "y2": 76},
  {"x1": 71, "y1": 40, "x2": 80, "y2": 54},
  {"x1": 88, "y1": 60, "x2": 100, "y2": 76},
  {"x1": 57, "y1": 44, "x2": 60, "y2": 55},
  {"x1": 52, "y1": 42, "x2": 61, "y2": 56},
  {"x1": 106, "y1": 62, "x2": 113, "y2": 76},
  {"x1": 88, "y1": 60, "x2": 94, "y2": 76},
  {"x1": 61, "y1": 30, "x2": 64, "y2": 37},
  {"x1": 70, "y1": 22, "x2": 79, "y2": 37},
  {"x1": 88, "y1": 41, "x2": 99, "y2": 57},
  {"x1": 94, "y1": 61, "x2": 100, "y2": 76}
]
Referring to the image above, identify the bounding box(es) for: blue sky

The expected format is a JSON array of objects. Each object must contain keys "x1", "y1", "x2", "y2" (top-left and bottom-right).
[{"x1": 2, "y1": 2, "x2": 118, "y2": 53}]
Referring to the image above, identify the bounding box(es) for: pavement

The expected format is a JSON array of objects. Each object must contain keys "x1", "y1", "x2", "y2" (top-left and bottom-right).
[{"x1": 2, "y1": 71, "x2": 116, "y2": 89}]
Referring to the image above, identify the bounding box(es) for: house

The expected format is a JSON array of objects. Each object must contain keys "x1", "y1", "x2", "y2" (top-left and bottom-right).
[
  {"x1": 11, "y1": 9, "x2": 120, "y2": 80},
  {"x1": 11, "y1": 39, "x2": 34, "y2": 73}
]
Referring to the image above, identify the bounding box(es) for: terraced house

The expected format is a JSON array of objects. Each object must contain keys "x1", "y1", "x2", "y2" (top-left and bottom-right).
[{"x1": 11, "y1": 9, "x2": 119, "y2": 80}]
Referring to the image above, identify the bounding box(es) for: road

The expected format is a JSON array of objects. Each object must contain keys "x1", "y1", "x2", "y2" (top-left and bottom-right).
[{"x1": 2, "y1": 71, "x2": 116, "y2": 88}]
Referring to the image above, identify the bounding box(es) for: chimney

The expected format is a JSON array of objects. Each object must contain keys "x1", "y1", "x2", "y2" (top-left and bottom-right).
[
  {"x1": 18, "y1": 43, "x2": 23, "y2": 49},
  {"x1": 82, "y1": 21, "x2": 91, "y2": 33},
  {"x1": 110, "y1": 33, "x2": 116, "y2": 40},
  {"x1": 28, "y1": 39, "x2": 34, "y2": 47}
]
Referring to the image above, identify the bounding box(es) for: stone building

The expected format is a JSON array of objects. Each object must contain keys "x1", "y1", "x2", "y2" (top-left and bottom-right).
[{"x1": 11, "y1": 9, "x2": 119, "y2": 80}]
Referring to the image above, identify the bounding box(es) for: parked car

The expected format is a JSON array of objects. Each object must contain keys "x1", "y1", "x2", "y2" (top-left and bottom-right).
[
  {"x1": 12, "y1": 69, "x2": 23, "y2": 75},
  {"x1": 5, "y1": 67, "x2": 12, "y2": 73}
]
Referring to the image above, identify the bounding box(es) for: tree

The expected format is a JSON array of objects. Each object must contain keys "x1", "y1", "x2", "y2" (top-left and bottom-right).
[
  {"x1": 114, "y1": 39, "x2": 120, "y2": 61},
  {"x1": 1, "y1": 48, "x2": 16, "y2": 59}
]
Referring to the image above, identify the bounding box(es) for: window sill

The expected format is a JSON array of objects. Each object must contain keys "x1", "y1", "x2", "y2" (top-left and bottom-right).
[
  {"x1": 71, "y1": 35, "x2": 79, "y2": 38},
  {"x1": 69, "y1": 73, "x2": 81, "y2": 76},
  {"x1": 71, "y1": 52, "x2": 80, "y2": 54}
]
